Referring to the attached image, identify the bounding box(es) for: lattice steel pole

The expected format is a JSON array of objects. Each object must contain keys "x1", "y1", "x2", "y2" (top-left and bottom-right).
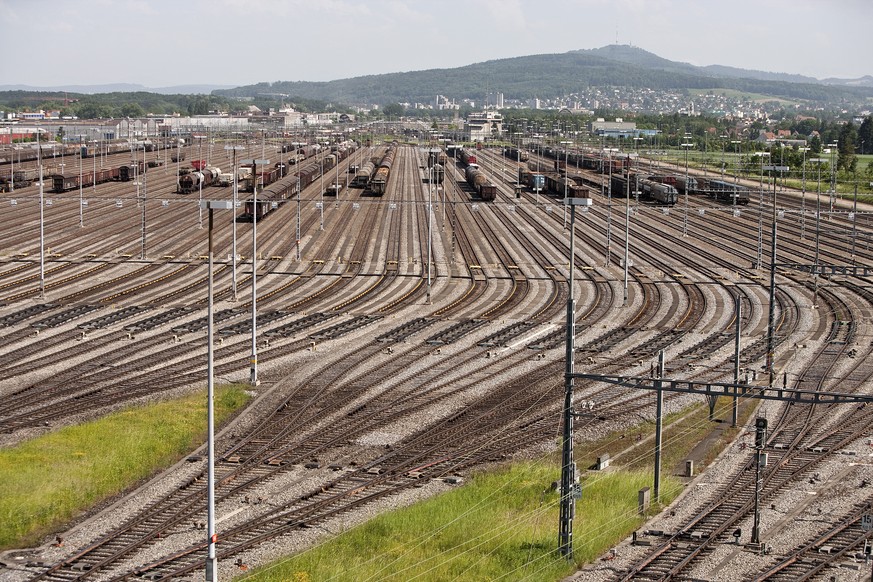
[{"x1": 559, "y1": 196, "x2": 591, "y2": 559}]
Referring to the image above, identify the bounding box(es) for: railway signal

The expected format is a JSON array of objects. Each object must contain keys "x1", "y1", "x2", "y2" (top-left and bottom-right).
[{"x1": 752, "y1": 417, "x2": 768, "y2": 545}]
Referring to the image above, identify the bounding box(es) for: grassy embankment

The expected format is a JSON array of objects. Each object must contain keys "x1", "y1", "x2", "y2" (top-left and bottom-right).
[
  {"x1": 0, "y1": 385, "x2": 250, "y2": 550},
  {"x1": 242, "y1": 397, "x2": 754, "y2": 582}
]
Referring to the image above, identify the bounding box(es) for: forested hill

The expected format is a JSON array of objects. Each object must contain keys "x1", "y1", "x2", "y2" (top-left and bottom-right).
[{"x1": 214, "y1": 45, "x2": 873, "y2": 105}]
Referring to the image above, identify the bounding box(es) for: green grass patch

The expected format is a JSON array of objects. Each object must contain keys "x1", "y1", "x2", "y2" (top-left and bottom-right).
[
  {"x1": 242, "y1": 462, "x2": 681, "y2": 582},
  {"x1": 0, "y1": 385, "x2": 250, "y2": 549},
  {"x1": 242, "y1": 398, "x2": 757, "y2": 581}
]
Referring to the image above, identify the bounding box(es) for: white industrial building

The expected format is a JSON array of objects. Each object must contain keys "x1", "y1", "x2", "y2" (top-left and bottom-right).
[{"x1": 465, "y1": 111, "x2": 503, "y2": 142}]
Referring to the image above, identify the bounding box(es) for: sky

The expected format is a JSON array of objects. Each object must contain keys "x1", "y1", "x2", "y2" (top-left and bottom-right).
[{"x1": 1, "y1": 0, "x2": 870, "y2": 90}]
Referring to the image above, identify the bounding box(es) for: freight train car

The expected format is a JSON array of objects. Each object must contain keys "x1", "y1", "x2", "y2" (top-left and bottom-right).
[
  {"x1": 321, "y1": 154, "x2": 337, "y2": 173},
  {"x1": 237, "y1": 162, "x2": 323, "y2": 222},
  {"x1": 465, "y1": 165, "x2": 497, "y2": 201},
  {"x1": 178, "y1": 166, "x2": 221, "y2": 194},
  {"x1": 639, "y1": 178, "x2": 678, "y2": 205},
  {"x1": 646, "y1": 174, "x2": 678, "y2": 188},
  {"x1": 352, "y1": 161, "x2": 376, "y2": 187},
  {"x1": 609, "y1": 173, "x2": 632, "y2": 198},
  {"x1": 702, "y1": 178, "x2": 750, "y2": 204},
  {"x1": 503, "y1": 146, "x2": 529, "y2": 162},
  {"x1": 518, "y1": 167, "x2": 545, "y2": 192},
  {"x1": 298, "y1": 144, "x2": 319, "y2": 159},
  {"x1": 240, "y1": 165, "x2": 281, "y2": 193},
  {"x1": 50, "y1": 167, "x2": 120, "y2": 193},
  {"x1": 427, "y1": 163, "x2": 444, "y2": 184},
  {"x1": 295, "y1": 164, "x2": 322, "y2": 190},
  {"x1": 119, "y1": 161, "x2": 146, "y2": 182},
  {"x1": 13, "y1": 168, "x2": 41, "y2": 186},
  {"x1": 581, "y1": 153, "x2": 626, "y2": 174},
  {"x1": 325, "y1": 176, "x2": 348, "y2": 196},
  {"x1": 426, "y1": 148, "x2": 447, "y2": 167},
  {"x1": 674, "y1": 175, "x2": 698, "y2": 195},
  {"x1": 370, "y1": 145, "x2": 396, "y2": 195},
  {"x1": 371, "y1": 166, "x2": 389, "y2": 194},
  {"x1": 459, "y1": 149, "x2": 477, "y2": 166},
  {"x1": 544, "y1": 172, "x2": 588, "y2": 199}
]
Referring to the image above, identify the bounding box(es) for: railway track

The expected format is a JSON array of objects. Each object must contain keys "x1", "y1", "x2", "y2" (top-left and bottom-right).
[
  {"x1": 3, "y1": 142, "x2": 873, "y2": 581},
  {"x1": 606, "y1": 284, "x2": 873, "y2": 581}
]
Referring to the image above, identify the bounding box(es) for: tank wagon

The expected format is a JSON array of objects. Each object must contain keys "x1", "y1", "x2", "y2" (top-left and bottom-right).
[
  {"x1": 465, "y1": 165, "x2": 497, "y2": 201},
  {"x1": 177, "y1": 166, "x2": 221, "y2": 194}
]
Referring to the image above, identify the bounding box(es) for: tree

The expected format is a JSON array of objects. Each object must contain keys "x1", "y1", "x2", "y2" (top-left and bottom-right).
[
  {"x1": 382, "y1": 103, "x2": 405, "y2": 118},
  {"x1": 186, "y1": 96, "x2": 211, "y2": 116},
  {"x1": 120, "y1": 102, "x2": 145, "y2": 118},
  {"x1": 76, "y1": 103, "x2": 112, "y2": 119},
  {"x1": 837, "y1": 122, "x2": 857, "y2": 174},
  {"x1": 858, "y1": 116, "x2": 873, "y2": 155},
  {"x1": 792, "y1": 118, "x2": 818, "y2": 137}
]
